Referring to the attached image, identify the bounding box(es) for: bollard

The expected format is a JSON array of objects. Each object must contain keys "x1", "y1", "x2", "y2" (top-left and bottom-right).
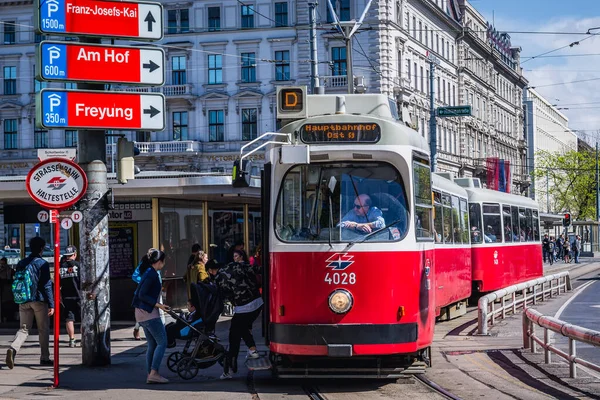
[
  {"x1": 544, "y1": 328, "x2": 551, "y2": 364},
  {"x1": 501, "y1": 297, "x2": 506, "y2": 318},
  {"x1": 512, "y1": 292, "x2": 517, "y2": 314},
  {"x1": 569, "y1": 338, "x2": 577, "y2": 378},
  {"x1": 522, "y1": 311, "x2": 530, "y2": 349}
]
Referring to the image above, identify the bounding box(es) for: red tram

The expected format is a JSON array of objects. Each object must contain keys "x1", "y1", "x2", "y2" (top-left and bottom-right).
[{"x1": 233, "y1": 87, "x2": 542, "y2": 378}]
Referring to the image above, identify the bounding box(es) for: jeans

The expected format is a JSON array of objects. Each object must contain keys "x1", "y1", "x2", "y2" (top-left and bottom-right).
[
  {"x1": 574, "y1": 250, "x2": 580, "y2": 263},
  {"x1": 11, "y1": 302, "x2": 50, "y2": 361},
  {"x1": 139, "y1": 317, "x2": 167, "y2": 374}
]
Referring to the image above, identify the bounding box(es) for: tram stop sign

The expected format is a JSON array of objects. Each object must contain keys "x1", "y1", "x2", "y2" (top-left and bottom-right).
[{"x1": 26, "y1": 157, "x2": 88, "y2": 210}]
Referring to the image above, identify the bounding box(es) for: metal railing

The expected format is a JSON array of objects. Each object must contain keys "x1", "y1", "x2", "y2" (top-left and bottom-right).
[
  {"x1": 523, "y1": 308, "x2": 600, "y2": 378},
  {"x1": 478, "y1": 272, "x2": 571, "y2": 335}
]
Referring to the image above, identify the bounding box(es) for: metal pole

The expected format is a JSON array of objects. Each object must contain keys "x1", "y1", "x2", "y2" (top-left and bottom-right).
[
  {"x1": 429, "y1": 59, "x2": 437, "y2": 171},
  {"x1": 596, "y1": 142, "x2": 598, "y2": 223},
  {"x1": 344, "y1": 25, "x2": 354, "y2": 94},
  {"x1": 78, "y1": 36, "x2": 111, "y2": 367},
  {"x1": 546, "y1": 168, "x2": 550, "y2": 213},
  {"x1": 53, "y1": 216, "x2": 60, "y2": 387},
  {"x1": 309, "y1": 2, "x2": 320, "y2": 93}
]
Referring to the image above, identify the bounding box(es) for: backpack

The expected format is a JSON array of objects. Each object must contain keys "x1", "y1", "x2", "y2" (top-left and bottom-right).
[{"x1": 12, "y1": 262, "x2": 36, "y2": 304}]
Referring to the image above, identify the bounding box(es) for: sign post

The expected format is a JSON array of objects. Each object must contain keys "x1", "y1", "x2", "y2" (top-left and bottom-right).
[
  {"x1": 437, "y1": 105, "x2": 472, "y2": 118},
  {"x1": 26, "y1": 158, "x2": 87, "y2": 388}
]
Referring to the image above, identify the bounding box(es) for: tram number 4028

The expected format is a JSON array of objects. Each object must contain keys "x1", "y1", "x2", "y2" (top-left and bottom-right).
[{"x1": 324, "y1": 272, "x2": 356, "y2": 285}]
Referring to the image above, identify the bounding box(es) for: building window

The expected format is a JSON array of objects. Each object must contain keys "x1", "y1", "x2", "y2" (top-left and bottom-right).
[
  {"x1": 172, "y1": 111, "x2": 188, "y2": 141},
  {"x1": 418, "y1": 21, "x2": 422, "y2": 42},
  {"x1": 275, "y1": 50, "x2": 290, "y2": 81},
  {"x1": 167, "y1": 9, "x2": 189, "y2": 34},
  {"x1": 436, "y1": 34, "x2": 439, "y2": 53},
  {"x1": 65, "y1": 130, "x2": 78, "y2": 147},
  {"x1": 420, "y1": 66, "x2": 424, "y2": 92},
  {"x1": 65, "y1": 82, "x2": 77, "y2": 89},
  {"x1": 331, "y1": 47, "x2": 347, "y2": 76},
  {"x1": 275, "y1": 2, "x2": 288, "y2": 27},
  {"x1": 413, "y1": 62, "x2": 417, "y2": 90},
  {"x1": 328, "y1": 0, "x2": 350, "y2": 22},
  {"x1": 425, "y1": 25, "x2": 428, "y2": 47},
  {"x1": 136, "y1": 131, "x2": 151, "y2": 142},
  {"x1": 241, "y1": 52, "x2": 256, "y2": 82},
  {"x1": 208, "y1": 54, "x2": 223, "y2": 84},
  {"x1": 34, "y1": 71, "x2": 47, "y2": 93},
  {"x1": 4, "y1": 66, "x2": 16, "y2": 95},
  {"x1": 241, "y1": 5, "x2": 254, "y2": 28},
  {"x1": 172, "y1": 56, "x2": 187, "y2": 84},
  {"x1": 209, "y1": 110, "x2": 224, "y2": 142},
  {"x1": 412, "y1": 16, "x2": 416, "y2": 38},
  {"x1": 208, "y1": 7, "x2": 221, "y2": 31},
  {"x1": 441, "y1": 40, "x2": 445, "y2": 59},
  {"x1": 242, "y1": 108, "x2": 258, "y2": 141},
  {"x1": 3, "y1": 119, "x2": 17, "y2": 149},
  {"x1": 34, "y1": 126, "x2": 48, "y2": 149},
  {"x1": 3, "y1": 21, "x2": 15, "y2": 44}
]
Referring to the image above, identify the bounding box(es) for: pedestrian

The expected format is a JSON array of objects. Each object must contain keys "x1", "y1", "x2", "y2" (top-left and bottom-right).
[
  {"x1": 132, "y1": 248, "x2": 157, "y2": 340},
  {"x1": 5, "y1": 237, "x2": 54, "y2": 369},
  {"x1": 573, "y1": 235, "x2": 582, "y2": 264},
  {"x1": 0, "y1": 257, "x2": 14, "y2": 322},
  {"x1": 186, "y1": 250, "x2": 208, "y2": 298},
  {"x1": 59, "y1": 245, "x2": 81, "y2": 348},
  {"x1": 563, "y1": 239, "x2": 571, "y2": 264},
  {"x1": 216, "y1": 250, "x2": 263, "y2": 380},
  {"x1": 131, "y1": 249, "x2": 170, "y2": 384},
  {"x1": 542, "y1": 234, "x2": 550, "y2": 263}
]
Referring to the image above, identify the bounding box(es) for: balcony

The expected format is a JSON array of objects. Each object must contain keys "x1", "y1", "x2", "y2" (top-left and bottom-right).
[
  {"x1": 110, "y1": 84, "x2": 195, "y2": 97},
  {"x1": 321, "y1": 75, "x2": 348, "y2": 88}
]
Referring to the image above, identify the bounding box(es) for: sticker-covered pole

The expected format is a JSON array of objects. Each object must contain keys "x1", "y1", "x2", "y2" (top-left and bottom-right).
[{"x1": 53, "y1": 213, "x2": 60, "y2": 387}]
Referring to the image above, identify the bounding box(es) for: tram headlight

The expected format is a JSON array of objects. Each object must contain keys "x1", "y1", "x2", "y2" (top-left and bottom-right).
[{"x1": 328, "y1": 289, "x2": 353, "y2": 314}]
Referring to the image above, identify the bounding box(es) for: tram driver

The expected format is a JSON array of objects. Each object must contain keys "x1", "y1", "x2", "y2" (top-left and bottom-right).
[{"x1": 339, "y1": 194, "x2": 385, "y2": 235}]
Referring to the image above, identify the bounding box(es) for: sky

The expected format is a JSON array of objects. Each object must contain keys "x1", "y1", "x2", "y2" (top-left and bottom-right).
[{"x1": 470, "y1": 0, "x2": 600, "y2": 141}]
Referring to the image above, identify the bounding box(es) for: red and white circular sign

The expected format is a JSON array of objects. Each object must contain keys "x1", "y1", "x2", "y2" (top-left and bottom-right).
[
  {"x1": 61, "y1": 218, "x2": 74, "y2": 230},
  {"x1": 26, "y1": 158, "x2": 88, "y2": 210},
  {"x1": 37, "y1": 210, "x2": 49, "y2": 223},
  {"x1": 71, "y1": 211, "x2": 83, "y2": 223}
]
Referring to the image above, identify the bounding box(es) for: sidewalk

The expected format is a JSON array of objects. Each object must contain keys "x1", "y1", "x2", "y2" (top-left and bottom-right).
[{"x1": 0, "y1": 315, "x2": 269, "y2": 400}]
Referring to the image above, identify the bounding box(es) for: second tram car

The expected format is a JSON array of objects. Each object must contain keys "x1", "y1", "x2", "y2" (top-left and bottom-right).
[{"x1": 233, "y1": 86, "x2": 542, "y2": 377}]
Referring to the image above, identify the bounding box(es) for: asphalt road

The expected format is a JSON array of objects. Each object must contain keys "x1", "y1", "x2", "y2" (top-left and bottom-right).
[{"x1": 553, "y1": 269, "x2": 600, "y2": 368}]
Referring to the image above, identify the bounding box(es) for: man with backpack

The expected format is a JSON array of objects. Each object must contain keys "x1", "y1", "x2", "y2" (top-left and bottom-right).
[{"x1": 5, "y1": 237, "x2": 54, "y2": 369}]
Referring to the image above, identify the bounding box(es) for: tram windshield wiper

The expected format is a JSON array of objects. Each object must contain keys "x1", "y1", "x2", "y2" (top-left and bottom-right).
[{"x1": 344, "y1": 218, "x2": 404, "y2": 250}]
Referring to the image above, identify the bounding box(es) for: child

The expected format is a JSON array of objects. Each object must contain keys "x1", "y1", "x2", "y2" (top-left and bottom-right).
[{"x1": 166, "y1": 300, "x2": 201, "y2": 348}]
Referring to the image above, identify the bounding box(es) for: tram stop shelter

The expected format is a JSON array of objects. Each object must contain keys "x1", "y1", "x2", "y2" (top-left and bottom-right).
[{"x1": 540, "y1": 212, "x2": 599, "y2": 257}]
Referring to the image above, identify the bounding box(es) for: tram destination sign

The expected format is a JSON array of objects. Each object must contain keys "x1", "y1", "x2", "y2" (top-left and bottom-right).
[
  {"x1": 26, "y1": 157, "x2": 88, "y2": 210},
  {"x1": 37, "y1": 41, "x2": 165, "y2": 86},
  {"x1": 36, "y1": 89, "x2": 165, "y2": 131},
  {"x1": 437, "y1": 105, "x2": 472, "y2": 117},
  {"x1": 34, "y1": 0, "x2": 163, "y2": 40},
  {"x1": 300, "y1": 123, "x2": 381, "y2": 144}
]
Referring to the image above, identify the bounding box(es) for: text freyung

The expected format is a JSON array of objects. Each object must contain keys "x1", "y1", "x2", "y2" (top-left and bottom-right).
[{"x1": 74, "y1": 104, "x2": 134, "y2": 120}]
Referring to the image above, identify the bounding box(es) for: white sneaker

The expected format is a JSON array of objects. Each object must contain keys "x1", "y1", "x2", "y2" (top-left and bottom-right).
[
  {"x1": 220, "y1": 372, "x2": 233, "y2": 380},
  {"x1": 247, "y1": 349, "x2": 260, "y2": 359}
]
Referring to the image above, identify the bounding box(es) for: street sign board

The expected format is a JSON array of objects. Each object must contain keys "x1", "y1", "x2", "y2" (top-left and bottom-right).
[
  {"x1": 36, "y1": 89, "x2": 165, "y2": 131},
  {"x1": 26, "y1": 158, "x2": 88, "y2": 210},
  {"x1": 34, "y1": 0, "x2": 163, "y2": 40},
  {"x1": 38, "y1": 148, "x2": 76, "y2": 161},
  {"x1": 37, "y1": 41, "x2": 165, "y2": 86},
  {"x1": 437, "y1": 105, "x2": 472, "y2": 117}
]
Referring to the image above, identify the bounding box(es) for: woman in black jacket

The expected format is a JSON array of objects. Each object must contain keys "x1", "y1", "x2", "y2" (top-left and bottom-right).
[{"x1": 131, "y1": 250, "x2": 170, "y2": 384}]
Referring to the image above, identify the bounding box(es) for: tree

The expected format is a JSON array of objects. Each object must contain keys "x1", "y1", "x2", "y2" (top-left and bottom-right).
[{"x1": 533, "y1": 150, "x2": 596, "y2": 220}]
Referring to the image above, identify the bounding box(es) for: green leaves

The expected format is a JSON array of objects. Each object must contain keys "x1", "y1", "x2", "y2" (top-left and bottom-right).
[{"x1": 533, "y1": 150, "x2": 596, "y2": 220}]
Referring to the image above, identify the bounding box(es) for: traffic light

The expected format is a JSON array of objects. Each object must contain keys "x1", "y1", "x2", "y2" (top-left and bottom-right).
[
  {"x1": 563, "y1": 213, "x2": 571, "y2": 227},
  {"x1": 116, "y1": 138, "x2": 140, "y2": 184}
]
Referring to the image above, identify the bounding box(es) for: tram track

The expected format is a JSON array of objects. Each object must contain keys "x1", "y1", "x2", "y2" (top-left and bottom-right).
[
  {"x1": 303, "y1": 385, "x2": 326, "y2": 400},
  {"x1": 415, "y1": 374, "x2": 463, "y2": 400}
]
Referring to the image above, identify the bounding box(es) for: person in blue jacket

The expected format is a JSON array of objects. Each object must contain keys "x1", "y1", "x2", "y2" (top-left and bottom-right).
[
  {"x1": 132, "y1": 248, "x2": 156, "y2": 340},
  {"x1": 5, "y1": 237, "x2": 54, "y2": 369},
  {"x1": 131, "y1": 249, "x2": 170, "y2": 384}
]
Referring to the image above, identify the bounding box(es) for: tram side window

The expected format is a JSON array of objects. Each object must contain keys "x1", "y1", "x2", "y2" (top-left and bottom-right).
[
  {"x1": 433, "y1": 191, "x2": 443, "y2": 243},
  {"x1": 533, "y1": 210, "x2": 540, "y2": 241},
  {"x1": 511, "y1": 206, "x2": 520, "y2": 241},
  {"x1": 469, "y1": 203, "x2": 482, "y2": 243},
  {"x1": 502, "y1": 205, "x2": 513, "y2": 243},
  {"x1": 482, "y1": 203, "x2": 501, "y2": 243},
  {"x1": 414, "y1": 161, "x2": 433, "y2": 240},
  {"x1": 518, "y1": 207, "x2": 527, "y2": 242},
  {"x1": 442, "y1": 193, "x2": 452, "y2": 244},
  {"x1": 460, "y1": 199, "x2": 469, "y2": 244},
  {"x1": 526, "y1": 208, "x2": 533, "y2": 241},
  {"x1": 452, "y1": 196, "x2": 462, "y2": 244}
]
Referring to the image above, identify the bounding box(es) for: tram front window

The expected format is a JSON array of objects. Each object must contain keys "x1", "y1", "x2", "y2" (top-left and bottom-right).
[{"x1": 275, "y1": 163, "x2": 409, "y2": 243}]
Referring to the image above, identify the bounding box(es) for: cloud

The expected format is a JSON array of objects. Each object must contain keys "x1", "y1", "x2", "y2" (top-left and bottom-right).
[{"x1": 492, "y1": 16, "x2": 600, "y2": 135}]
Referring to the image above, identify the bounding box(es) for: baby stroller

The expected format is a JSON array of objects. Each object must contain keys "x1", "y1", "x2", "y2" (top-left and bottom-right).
[{"x1": 166, "y1": 282, "x2": 226, "y2": 380}]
